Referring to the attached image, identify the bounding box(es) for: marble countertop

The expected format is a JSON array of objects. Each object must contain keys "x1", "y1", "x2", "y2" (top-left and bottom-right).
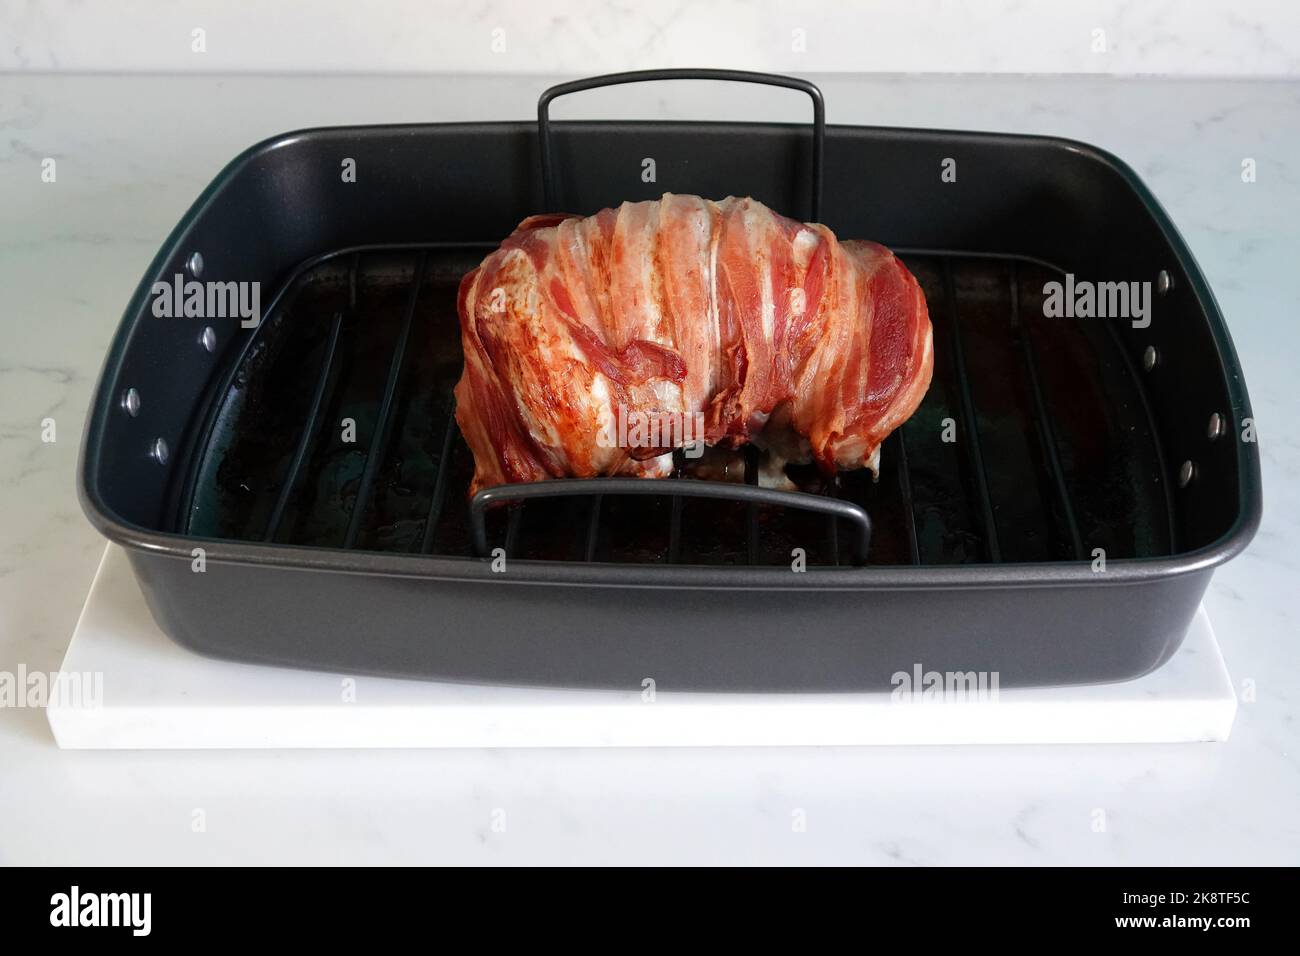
[
  {"x1": 6, "y1": 1, "x2": 1300, "y2": 76},
  {"x1": 0, "y1": 72, "x2": 1296, "y2": 865}
]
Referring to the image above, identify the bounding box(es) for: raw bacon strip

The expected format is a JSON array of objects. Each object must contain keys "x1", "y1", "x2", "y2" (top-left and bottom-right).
[{"x1": 454, "y1": 194, "x2": 933, "y2": 496}]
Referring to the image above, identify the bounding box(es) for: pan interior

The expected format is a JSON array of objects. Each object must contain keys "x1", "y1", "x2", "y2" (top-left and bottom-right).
[{"x1": 182, "y1": 244, "x2": 1172, "y2": 567}]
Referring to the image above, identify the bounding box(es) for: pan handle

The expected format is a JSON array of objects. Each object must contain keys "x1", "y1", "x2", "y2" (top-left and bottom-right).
[
  {"x1": 471, "y1": 477, "x2": 870, "y2": 566},
  {"x1": 537, "y1": 68, "x2": 825, "y2": 222}
]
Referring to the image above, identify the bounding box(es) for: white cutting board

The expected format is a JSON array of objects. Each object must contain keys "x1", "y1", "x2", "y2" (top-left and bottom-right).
[{"x1": 47, "y1": 545, "x2": 1237, "y2": 749}]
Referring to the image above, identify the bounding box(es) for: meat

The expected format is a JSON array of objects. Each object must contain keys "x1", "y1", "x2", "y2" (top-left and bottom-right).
[{"x1": 453, "y1": 194, "x2": 933, "y2": 496}]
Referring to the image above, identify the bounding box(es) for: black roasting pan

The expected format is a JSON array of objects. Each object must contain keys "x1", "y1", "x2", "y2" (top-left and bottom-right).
[{"x1": 79, "y1": 71, "x2": 1262, "y2": 691}]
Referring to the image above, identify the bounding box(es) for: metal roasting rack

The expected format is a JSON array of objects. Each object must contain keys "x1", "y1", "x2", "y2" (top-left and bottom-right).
[{"x1": 181, "y1": 242, "x2": 1155, "y2": 569}]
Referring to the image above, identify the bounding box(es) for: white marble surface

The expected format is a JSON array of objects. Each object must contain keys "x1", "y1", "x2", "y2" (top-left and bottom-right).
[
  {"x1": 2, "y1": 0, "x2": 1299, "y2": 77},
  {"x1": 0, "y1": 71, "x2": 1297, "y2": 864}
]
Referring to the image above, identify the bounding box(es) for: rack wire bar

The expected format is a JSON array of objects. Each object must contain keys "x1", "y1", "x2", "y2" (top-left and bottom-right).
[
  {"x1": 667, "y1": 453, "x2": 685, "y2": 563},
  {"x1": 262, "y1": 253, "x2": 361, "y2": 542},
  {"x1": 823, "y1": 508, "x2": 842, "y2": 565},
  {"x1": 744, "y1": 444, "x2": 761, "y2": 564},
  {"x1": 584, "y1": 495, "x2": 603, "y2": 561},
  {"x1": 942, "y1": 257, "x2": 1002, "y2": 562},
  {"x1": 820, "y1": 477, "x2": 842, "y2": 567},
  {"x1": 667, "y1": 493, "x2": 683, "y2": 563},
  {"x1": 416, "y1": 399, "x2": 460, "y2": 554},
  {"x1": 1008, "y1": 262, "x2": 1085, "y2": 559},
  {"x1": 342, "y1": 251, "x2": 428, "y2": 550},
  {"x1": 262, "y1": 309, "x2": 345, "y2": 542},
  {"x1": 894, "y1": 429, "x2": 921, "y2": 564},
  {"x1": 472, "y1": 477, "x2": 873, "y2": 566},
  {"x1": 502, "y1": 505, "x2": 523, "y2": 555}
]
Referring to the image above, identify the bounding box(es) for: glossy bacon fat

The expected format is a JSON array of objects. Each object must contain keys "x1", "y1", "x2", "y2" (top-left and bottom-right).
[{"x1": 454, "y1": 194, "x2": 933, "y2": 495}]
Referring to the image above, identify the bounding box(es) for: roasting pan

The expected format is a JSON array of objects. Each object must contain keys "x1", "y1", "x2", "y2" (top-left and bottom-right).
[{"x1": 79, "y1": 70, "x2": 1262, "y2": 691}]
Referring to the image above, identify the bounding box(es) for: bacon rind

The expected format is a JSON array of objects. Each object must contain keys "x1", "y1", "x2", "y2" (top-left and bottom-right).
[{"x1": 453, "y1": 194, "x2": 933, "y2": 496}]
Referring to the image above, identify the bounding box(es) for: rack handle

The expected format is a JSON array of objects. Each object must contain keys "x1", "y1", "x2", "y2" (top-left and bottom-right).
[
  {"x1": 537, "y1": 68, "x2": 825, "y2": 222},
  {"x1": 471, "y1": 477, "x2": 870, "y2": 566}
]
